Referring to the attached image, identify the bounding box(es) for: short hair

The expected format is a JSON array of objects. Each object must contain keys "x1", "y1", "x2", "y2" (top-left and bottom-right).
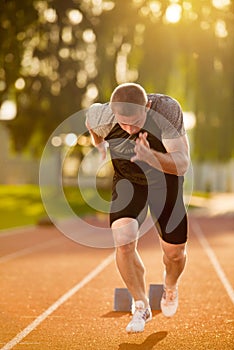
[{"x1": 110, "y1": 83, "x2": 148, "y2": 116}]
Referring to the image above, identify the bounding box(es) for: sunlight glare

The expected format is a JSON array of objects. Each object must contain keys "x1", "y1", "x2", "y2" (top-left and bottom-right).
[
  {"x1": 83, "y1": 29, "x2": 96, "y2": 43},
  {"x1": 215, "y1": 20, "x2": 228, "y2": 38},
  {"x1": 102, "y1": 1, "x2": 115, "y2": 11},
  {"x1": 68, "y1": 9, "x2": 83, "y2": 25},
  {"x1": 59, "y1": 48, "x2": 70, "y2": 59},
  {"x1": 0, "y1": 80, "x2": 6, "y2": 91},
  {"x1": 51, "y1": 136, "x2": 62, "y2": 147},
  {"x1": 183, "y1": 111, "x2": 196, "y2": 130},
  {"x1": 62, "y1": 27, "x2": 73, "y2": 44},
  {"x1": 149, "y1": 1, "x2": 161, "y2": 14},
  {"x1": 15, "y1": 78, "x2": 25, "y2": 90},
  {"x1": 165, "y1": 4, "x2": 182, "y2": 23},
  {"x1": 65, "y1": 133, "x2": 78, "y2": 147},
  {"x1": 86, "y1": 84, "x2": 99, "y2": 100},
  {"x1": 43, "y1": 8, "x2": 57, "y2": 23},
  {"x1": 0, "y1": 100, "x2": 17, "y2": 120},
  {"x1": 212, "y1": 0, "x2": 231, "y2": 9}
]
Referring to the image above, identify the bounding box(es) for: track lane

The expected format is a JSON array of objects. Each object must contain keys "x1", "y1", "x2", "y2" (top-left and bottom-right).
[
  {"x1": 0, "y1": 226, "x2": 59, "y2": 258},
  {"x1": 0, "y1": 223, "x2": 114, "y2": 348},
  {"x1": 191, "y1": 217, "x2": 234, "y2": 304},
  {"x1": 191, "y1": 215, "x2": 234, "y2": 287},
  {"x1": 0, "y1": 214, "x2": 233, "y2": 349}
]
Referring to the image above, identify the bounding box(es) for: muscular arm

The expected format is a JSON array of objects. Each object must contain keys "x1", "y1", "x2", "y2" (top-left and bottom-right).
[
  {"x1": 152, "y1": 134, "x2": 190, "y2": 175},
  {"x1": 131, "y1": 133, "x2": 190, "y2": 176},
  {"x1": 86, "y1": 120, "x2": 104, "y2": 146},
  {"x1": 85, "y1": 120, "x2": 107, "y2": 160}
]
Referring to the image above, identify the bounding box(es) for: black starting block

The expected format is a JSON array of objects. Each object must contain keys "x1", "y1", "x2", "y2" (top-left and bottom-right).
[
  {"x1": 114, "y1": 284, "x2": 164, "y2": 311},
  {"x1": 148, "y1": 284, "x2": 164, "y2": 310},
  {"x1": 114, "y1": 288, "x2": 132, "y2": 312}
]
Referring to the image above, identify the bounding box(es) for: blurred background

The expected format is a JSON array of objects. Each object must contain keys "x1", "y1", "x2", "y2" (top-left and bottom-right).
[{"x1": 0, "y1": 0, "x2": 233, "y2": 229}]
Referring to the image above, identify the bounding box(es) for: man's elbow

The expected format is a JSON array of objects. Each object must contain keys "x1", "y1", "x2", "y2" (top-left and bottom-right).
[{"x1": 177, "y1": 155, "x2": 190, "y2": 176}]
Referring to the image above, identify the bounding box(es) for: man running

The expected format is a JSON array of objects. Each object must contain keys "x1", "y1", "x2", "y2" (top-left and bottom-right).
[{"x1": 86, "y1": 83, "x2": 190, "y2": 333}]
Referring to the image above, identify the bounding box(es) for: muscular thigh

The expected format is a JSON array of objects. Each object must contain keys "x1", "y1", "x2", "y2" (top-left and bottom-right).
[
  {"x1": 148, "y1": 178, "x2": 188, "y2": 245},
  {"x1": 110, "y1": 175, "x2": 148, "y2": 227}
]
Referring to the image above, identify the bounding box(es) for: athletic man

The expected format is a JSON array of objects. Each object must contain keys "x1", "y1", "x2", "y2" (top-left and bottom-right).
[{"x1": 86, "y1": 83, "x2": 190, "y2": 333}]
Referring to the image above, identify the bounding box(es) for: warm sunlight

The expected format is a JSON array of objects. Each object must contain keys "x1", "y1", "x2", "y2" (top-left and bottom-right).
[
  {"x1": 165, "y1": 4, "x2": 182, "y2": 23},
  {"x1": 15, "y1": 78, "x2": 25, "y2": 90},
  {"x1": 67, "y1": 9, "x2": 83, "y2": 25},
  {"x1": 0, "y1": 100, "x2": 17, "y2": 120},
  {"x1": 212, "y1": 0, "x2": 231, "y2": 9},
  {"x1": 215, "y1": 19, "x2": 228, "y2": 38},
  {"x1": 183, "y1": 111, "x2": 196, "y2": 130},
  {"x1": 65, "y1": 133, "x2": 78, "y2": 147},
  {"x1": 43, "y1": 8, "x2": 57, "y2": 23}
]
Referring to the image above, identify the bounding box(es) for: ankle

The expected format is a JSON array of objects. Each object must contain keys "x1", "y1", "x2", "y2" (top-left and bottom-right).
[
  {"x1": 163, "y1": 271, "x2": 178, "y2": 291},
  {"x1": 164, "y1": 283, "x2": 178, "y2": 291},
  {"x1": 134, "y1": 297, "x2": 149, "y2": 309}
]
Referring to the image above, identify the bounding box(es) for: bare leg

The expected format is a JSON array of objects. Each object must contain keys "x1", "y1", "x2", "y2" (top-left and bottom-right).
[
  {"x1": 160, "y1": 239, "x2": 187, "y2": 288},
  {"x1": 112, "y1": 218, "x2": 149, "y2": 307}
]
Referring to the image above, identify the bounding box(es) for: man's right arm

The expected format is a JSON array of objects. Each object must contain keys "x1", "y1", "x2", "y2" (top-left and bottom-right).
[
  {"x1": 86, "y1": 120, "x2": 104, "y2": 146},
  {"x1": 85, "y1": 120, "x2": 108, "y2": 160}
]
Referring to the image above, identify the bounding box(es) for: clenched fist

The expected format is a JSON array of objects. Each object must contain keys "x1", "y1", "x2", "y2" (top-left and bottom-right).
[{"x1": 131, "y1": 132, "x2": 152, "y2": 163}]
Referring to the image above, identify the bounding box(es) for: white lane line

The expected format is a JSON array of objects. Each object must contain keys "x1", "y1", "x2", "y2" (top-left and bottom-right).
[
  {"x1": 191, "y1": 219, "x2": 234, "y2": 305},
  {"x1": 0, "y1": 252, "x2": 115, "y2": 350},
  {"x1": 0, "y1": 226, "x2": 36, "y2": 238},
  {"x1": 0, "y1": 238, "x2": 63, "y2": 264}
]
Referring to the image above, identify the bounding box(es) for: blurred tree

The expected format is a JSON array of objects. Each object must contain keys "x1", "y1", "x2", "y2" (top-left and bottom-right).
[
  {"x1": 0, "y1": 0, "x2": 233, "y2": 161},
  {"x1": 133, "y1": 0, "x2": 234, "y2": 161},
  {"x1": 190, "y1": 0, "x2": 234, "y2": 160}
]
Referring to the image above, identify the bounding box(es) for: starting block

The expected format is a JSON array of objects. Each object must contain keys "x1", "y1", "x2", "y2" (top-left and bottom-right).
[
  {"x1": 114, "y1": 284, "x2": 164, "y2": 311},
  {"x1": 114, "y1": 288, "x2": 132, "y2": 312},
  {"x1": 148, "y1": 284, "x2": 164, "y2": 310}
]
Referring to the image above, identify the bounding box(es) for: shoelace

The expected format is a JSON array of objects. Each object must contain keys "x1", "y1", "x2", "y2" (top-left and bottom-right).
[
  {"x1": 132, "y1": 308, "x2": 149, "y2": 322},
  {"x1": 163, "y1": 288, "x2": 177, "y2": 303}
]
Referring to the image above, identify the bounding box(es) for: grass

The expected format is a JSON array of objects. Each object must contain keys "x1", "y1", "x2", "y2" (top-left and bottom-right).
[
  {"x1": 191, "y1": 191, "x2": 211, "y2": 199},
  {"x1": 0, "y1": 185, "x2": 111, "y2": 230}
]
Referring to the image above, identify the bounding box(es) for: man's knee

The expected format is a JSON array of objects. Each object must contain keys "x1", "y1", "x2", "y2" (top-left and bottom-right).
[
  {"x1": 116, "y1": 242, "x2": 136, "y2": 255},
  {"x1": 162, "y1": 242, "x2": 186, "y2": 262},
  {"x1": 112, "y1": 217, "x2": 138, "y2": 247}
]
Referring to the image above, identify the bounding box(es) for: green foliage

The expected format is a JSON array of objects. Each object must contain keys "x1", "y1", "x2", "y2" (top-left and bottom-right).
[
  {"x1": 0, "y1": 0, "x2": 233, "y2": 160},
  {"x1": 0, "y1": 185, "x2": 111, "y2": 230},
  {"x1": 0, "y1": 185, "x2": 45, "y2": 229}
]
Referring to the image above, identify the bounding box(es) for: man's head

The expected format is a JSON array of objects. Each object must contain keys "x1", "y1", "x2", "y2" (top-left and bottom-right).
[
  {"x1": 110, "y1": 83, "x2": 150, "y2": 135},
  {"x1": 110, "y1": 83, "x2": 147, "y2": 112}
]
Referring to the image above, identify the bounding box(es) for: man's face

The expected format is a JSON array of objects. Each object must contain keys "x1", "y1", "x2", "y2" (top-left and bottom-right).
[
  {"x1": 112, "y1": 101, "x2": 151, "y2": 135},
  {"x1": 114, "y1": 111, "x2": 147, "y2": 135}
]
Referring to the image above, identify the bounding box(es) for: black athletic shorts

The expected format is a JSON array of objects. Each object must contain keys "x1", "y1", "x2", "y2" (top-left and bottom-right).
[{"x1": 110, "y1": 174, "x2": 188, "y2": 245}]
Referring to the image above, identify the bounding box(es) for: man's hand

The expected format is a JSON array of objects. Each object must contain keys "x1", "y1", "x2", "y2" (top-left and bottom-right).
[
  {"x1": 131, "y1": 132, "x2": 190, "y2": 176},
  {"x1": 86, "y1": 123, "x2": 108, "y2": 161},
  {"x1": 131, "y1": 132, "x2": 152, "y2": 163}
]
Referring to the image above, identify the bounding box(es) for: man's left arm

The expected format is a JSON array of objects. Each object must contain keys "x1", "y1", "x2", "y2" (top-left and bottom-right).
[
  {"x1": 159, "y1": 134, "x2": 190, "y2": 175},
  {"x1": 131, "y1": 132, "x2": 190, "y2": 176}
]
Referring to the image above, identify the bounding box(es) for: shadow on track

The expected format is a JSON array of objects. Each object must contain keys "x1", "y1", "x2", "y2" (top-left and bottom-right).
[{"x1": 118, "y1": 331, "x2": 167, "y2": 349}]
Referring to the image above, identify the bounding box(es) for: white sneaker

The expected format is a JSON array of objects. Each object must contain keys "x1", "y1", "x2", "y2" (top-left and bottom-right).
[
  {"x1": 126, "y1": 300, "x2": 152, "y2": 333},
  {"x1": 160, "y1": 287, "x2": 178, "y2": 317}
]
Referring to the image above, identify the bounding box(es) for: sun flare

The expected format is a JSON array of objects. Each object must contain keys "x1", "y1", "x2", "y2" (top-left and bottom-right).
[{"x1": 165, "y1": 4, "x2": 182, "y2": 23}]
